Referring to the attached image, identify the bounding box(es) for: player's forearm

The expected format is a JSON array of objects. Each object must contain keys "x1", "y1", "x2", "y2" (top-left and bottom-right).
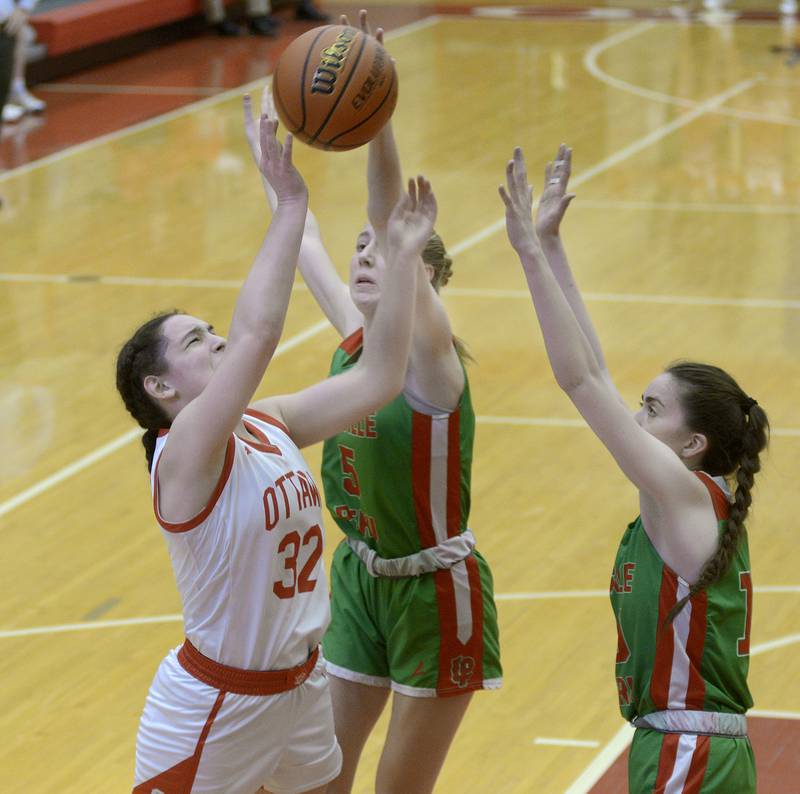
[
  {"x1": 367, "y1": 122, "x2": 404, "y2": 232},
  {"x1": 229, "y1": 198, "x2": 307, "y2": 346},
  {"x1": 539, "y1": 233, "x2": 609, "y2": 374},
  {"x1": 518, "y1": 244, "x2": 600, "y2": 394},
  {"x1": 360, "y1": 249, "x2": 417, "y2": 397}
]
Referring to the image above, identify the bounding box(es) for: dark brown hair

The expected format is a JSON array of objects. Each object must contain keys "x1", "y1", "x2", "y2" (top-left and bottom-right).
[
  {"x1": 115, "y1": 311, "x2": 178, "y2": 471},
  {"x1": 666, "y1": 362, "x2": 769, "y2": 621}
]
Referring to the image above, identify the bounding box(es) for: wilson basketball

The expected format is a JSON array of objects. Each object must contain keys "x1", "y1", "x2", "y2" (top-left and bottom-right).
[{"x1": 272, "y1": 25, "x2": 398, "y2": 152}]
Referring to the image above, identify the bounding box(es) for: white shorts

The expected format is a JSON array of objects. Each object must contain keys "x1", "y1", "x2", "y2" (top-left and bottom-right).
[{"x1": 133, "y1": 645, "x2": 342, "y2": 794}]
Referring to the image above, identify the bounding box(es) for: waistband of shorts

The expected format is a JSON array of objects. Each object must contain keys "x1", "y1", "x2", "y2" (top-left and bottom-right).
[
  {"x1": 632, "y1": 710, "x2": 748, "y2": 737},
  {"x1": 345, "y1": 529, "x2": 476, "y2": 578},
  {"x1": 177, "y1": 640, "x2": 319, "y2": 696}
]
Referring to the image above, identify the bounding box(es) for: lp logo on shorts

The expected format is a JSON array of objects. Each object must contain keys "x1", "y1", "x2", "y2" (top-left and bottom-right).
[{"x1": 449, "y1": 655, "x2": 476, "y2": 688}]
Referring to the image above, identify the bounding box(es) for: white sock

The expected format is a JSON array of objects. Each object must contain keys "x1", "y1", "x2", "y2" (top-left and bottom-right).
[{"x1": 11, "y1": 78, "x2": 26, "y2": 93}]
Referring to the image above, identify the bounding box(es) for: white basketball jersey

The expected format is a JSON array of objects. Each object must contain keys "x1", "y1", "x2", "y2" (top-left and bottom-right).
[{"x1": 150, "y1": 409, "x2": 330, "y2": 671}]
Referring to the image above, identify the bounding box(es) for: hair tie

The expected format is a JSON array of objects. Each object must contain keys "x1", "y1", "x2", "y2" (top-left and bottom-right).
[{"x1": 743, "y1": 397, "x2": 757, "y2": 412}]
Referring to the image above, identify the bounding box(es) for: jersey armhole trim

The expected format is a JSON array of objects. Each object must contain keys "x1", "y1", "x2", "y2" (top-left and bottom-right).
[
  {"x1": 153, "y1": 436, "x2": 236, "y2": 533},
  {"x1": 339, "y1": 327, "x2": 363, "y2": 355},
  {"x1": 244, "y1": 408, "x2": 291, "y2": 438},
  {"x1": 695, "y1": 471, "x2": 731, "y2": 521}
]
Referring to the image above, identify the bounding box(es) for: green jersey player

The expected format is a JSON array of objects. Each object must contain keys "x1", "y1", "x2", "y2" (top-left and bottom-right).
[
  {"x1": 244, "y1": 16, "x2": 502, "y2": 792},
  {"x1": 503, "y1": 144, "x2": 768, "y2": 793}
]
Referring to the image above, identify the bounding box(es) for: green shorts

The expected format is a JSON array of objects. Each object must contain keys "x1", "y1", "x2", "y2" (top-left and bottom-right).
[
  {"x1": 322, "y1": 540, "x2": 502, "y2": 697},
  {"x1": 628, "y1": 727, "x2": 756, "y2": 793}
]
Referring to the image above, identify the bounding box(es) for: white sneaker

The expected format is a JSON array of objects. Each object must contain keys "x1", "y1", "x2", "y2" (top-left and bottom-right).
[
  {"x1": 2, "y1": 103, "x2": 25, "y2": 123},
  {"x1": 9, "y1": 84, "x2": 46, "y2": 113}
]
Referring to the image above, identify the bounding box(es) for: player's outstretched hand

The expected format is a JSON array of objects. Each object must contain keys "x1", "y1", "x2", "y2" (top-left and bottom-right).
[
  {"x1": 387, "y1": 176, "x2": 437, "y2": 259},
  {"x1": 536, "y1": 143, "x2": 576, "y2": 238},
  {"x1": 339, "y1": 9, "x2": 384, "y2": 44},
  {"x1": 499, "y1": 147, "x2": 540, "y2": 260},
  {"x1": 258, "y1": 117, "x2": 306, "y2": 204}
]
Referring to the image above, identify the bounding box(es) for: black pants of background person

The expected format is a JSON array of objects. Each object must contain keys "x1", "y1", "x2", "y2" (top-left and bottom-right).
[
  {"x1": 0, "y1": 26, "x2": 15, "y2": 208},
  {"x1": 0, "y1": 28, "x2": 12, "y2": 122}
]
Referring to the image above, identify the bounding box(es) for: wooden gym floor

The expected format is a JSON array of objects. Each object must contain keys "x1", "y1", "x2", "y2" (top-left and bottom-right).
[{"x1": 1, "y1": 3, "x2": 799, "y2": 792}]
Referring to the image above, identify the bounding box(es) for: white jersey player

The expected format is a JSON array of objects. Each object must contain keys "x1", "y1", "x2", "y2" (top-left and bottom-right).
[{"x1": 116, "y1": 111, "x2": 437, "y2": 793}]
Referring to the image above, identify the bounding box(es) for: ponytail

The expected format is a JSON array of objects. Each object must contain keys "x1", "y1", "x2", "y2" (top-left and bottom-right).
[
  {"x1": 665, "y1": 364, "x2": 769, "y2": 622},
  {"x1": 115, "y1": 311, "x2": 178, "y2": 470}
]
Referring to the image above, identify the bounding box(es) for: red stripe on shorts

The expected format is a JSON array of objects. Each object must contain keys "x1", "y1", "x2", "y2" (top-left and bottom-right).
[
  {"x1": 653, "y1": 732, "x2": 681, "y2": 793},
  {"x1": 132, "y1": 691, "x2": 225, "y2": 794},
  {"x1": 684, "y1": 735, "x2": 711, "y2": 794}
]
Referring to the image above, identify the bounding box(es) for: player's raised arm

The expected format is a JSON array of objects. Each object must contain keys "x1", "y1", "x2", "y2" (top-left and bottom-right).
[
  {"x1": 256, "y1": 176, "x2": 437, "y2": 448},
  {"x1": 244, "y1": 90, "x2": 361, "y2": 337},
  {"x1": 129, "y1": 118, "x2": 307, "y2": 520}
]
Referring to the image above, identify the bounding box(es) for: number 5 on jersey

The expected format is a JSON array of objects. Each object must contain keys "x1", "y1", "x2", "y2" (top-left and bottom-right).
[{"x1": 339, "y1": 444, "x2": 361, "y2": 496}]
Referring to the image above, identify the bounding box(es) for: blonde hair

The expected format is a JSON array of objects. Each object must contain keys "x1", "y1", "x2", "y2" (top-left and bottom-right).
[
  {"x1": 421, "y1": 231, "x2": 472, "y2": 362},
  {"x1": 422, "y1": 232, "x2": 453, "y2": 292}
]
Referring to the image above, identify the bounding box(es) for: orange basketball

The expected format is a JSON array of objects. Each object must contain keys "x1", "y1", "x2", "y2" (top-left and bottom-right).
[{"x1": 272, "y1": 25, "x2": 398, "y2": 152}]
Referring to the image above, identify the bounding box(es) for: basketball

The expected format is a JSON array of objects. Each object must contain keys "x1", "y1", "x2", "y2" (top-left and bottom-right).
[{"x1": 272, "y1": 25, "x2": 398, "y2": 152}]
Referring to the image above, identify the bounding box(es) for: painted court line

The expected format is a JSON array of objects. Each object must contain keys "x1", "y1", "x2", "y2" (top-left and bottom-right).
[
  {"x1": 39, "y1": 83, "x2": 222, "y2": 96},
  {"x1": 564, "y1": 722, "x2": 634, "y2": 794},
  {"x1": 0, "y1": 428, "x2": 142, "y2": 520},
  {"x1": 4, "y1": 590, "x2": 797, "y2": 639},
  {"x1": 0, "y1": 14, "x2": 441, "y2": 183},
  {"x1": 749, "y1": 709, "x2": 800, "y2": 720},
  {"x1": 475, "y1": 415, "x2": 800, "y2": 439},
  {"x1": 1, "y1": 24, "x2": 791, "y2": 528},
  {"x1": 3, "y1": 411, "x2": 798, "y2": 519},
  {"x1": 573, "y1": 198, "x2": 800, "y2": 216},
  {"x1": 584, "y1": 20, "x2": 800, "y2": 128},
  {"x1": 495, "y1": 586, "x2": 800, "y2": 601},
  {"x1": 534, "y1": 737, "x2": 601, "y2": 748},
  {"x1": 6, "y1": 274, "x2": 799, "y2": 313},
  {"x1": 0, "y1": 319, "x2": 330, "y2": 520}
]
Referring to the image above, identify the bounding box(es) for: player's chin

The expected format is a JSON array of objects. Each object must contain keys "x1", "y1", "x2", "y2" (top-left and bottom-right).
[{"x1": 352, "y1": 288, "x2": 380, "y2": 314}]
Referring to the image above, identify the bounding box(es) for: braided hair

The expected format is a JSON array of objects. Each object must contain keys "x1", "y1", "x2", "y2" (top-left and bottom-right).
[
  {"x1": 666, "y1": 362, "x2": 769, "y2": 622},
  {"x1": 115, "y1": 311, "x2": 179, "y2": 471}
]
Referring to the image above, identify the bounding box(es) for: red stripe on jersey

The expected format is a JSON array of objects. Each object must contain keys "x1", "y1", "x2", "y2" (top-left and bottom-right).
[
  {"x1": 132, "y1": 690, "x2": 225, "y2": 793},
  {"x1": 339, "y1": 328, "x2": 364, "y2": 356},
  {"x1": 244, "y1": 408, "x2": 291, "y2": 438},
  {"x1": 684, "y1": 735, "x2": 711, "y2": 794},
  {"x1": 411, "y1": 412, "x2": 437, "y2": 549},
  {"x1": 650, "y1": 567, "x2": 678, "y2": 709},
  {"x1": 446, "y1": 409, "x2": 462, "y2": 539},
  {"x1": 695, "y1": 472, "x2": 730, "y2": 520},
  {"x1": 685, "y1": 589, "x2": 708, "y2": 709},
  {"x1": 653, "y1": 732, "x2": 680, "y2": 793},
  {"x1": 153, "y1": 436, "x2": 235, "y2": 533}
]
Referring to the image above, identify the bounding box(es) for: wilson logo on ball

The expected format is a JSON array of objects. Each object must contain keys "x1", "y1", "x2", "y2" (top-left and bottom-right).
[
  {"x1": 273, "y1": 24, "x2": 398, "y2": 151},
  {"x1": 311, "y1": 27, "x2": 357, "y2": 96}
]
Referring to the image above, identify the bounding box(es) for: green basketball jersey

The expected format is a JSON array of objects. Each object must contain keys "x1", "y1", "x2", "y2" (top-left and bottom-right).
[
  {"x1": 321, "y1": 329, "x2": 474, "y2": 558},
  {"x1": 610, "y1": 472, "x2": 753, "y2": 722}
]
